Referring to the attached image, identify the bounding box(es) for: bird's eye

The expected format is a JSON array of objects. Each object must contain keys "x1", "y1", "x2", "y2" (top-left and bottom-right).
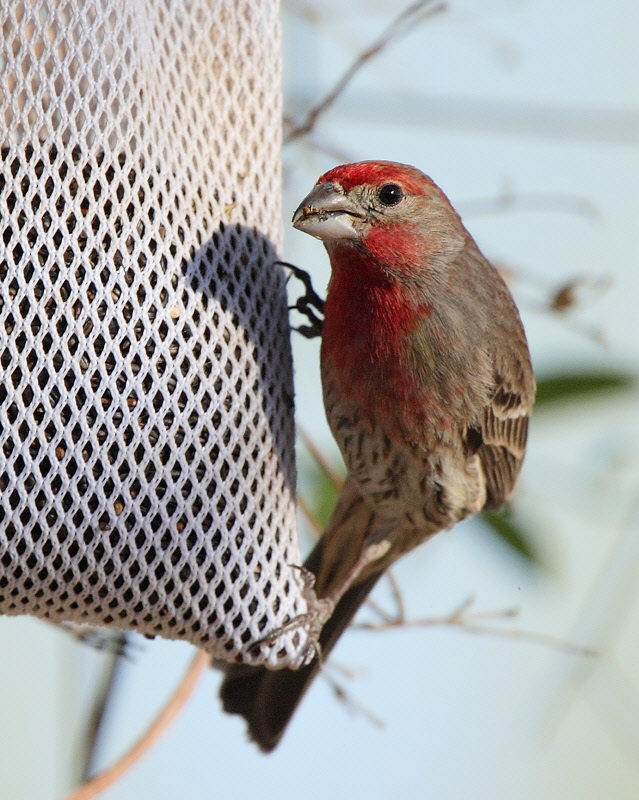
[{"x1": 377, "y1": 183, "x2": 404, "y2": 206}]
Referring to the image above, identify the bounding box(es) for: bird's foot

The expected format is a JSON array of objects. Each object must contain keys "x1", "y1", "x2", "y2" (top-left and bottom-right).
[
  {"x1": 278, "y1": 260, "x2": 325, "y2": 338},
  {"x1": 249, "y1": 542, "x2": 392, "y2": 667},
  {"x1": 251, "y1": 566, "x2": 333, "y2": 666}
]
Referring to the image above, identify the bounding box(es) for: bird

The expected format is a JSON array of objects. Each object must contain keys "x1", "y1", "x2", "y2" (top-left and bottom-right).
[{"x1": 219, "y1": 160, "x2": 535, "y2": 752}]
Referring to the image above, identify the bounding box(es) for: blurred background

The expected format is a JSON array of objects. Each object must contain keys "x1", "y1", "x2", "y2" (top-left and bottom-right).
[{"x1": 2, "y1": 0, "x2": 639, "y2": 797}]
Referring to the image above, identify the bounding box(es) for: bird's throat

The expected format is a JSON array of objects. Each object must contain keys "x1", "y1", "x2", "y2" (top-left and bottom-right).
[{"x1": 321, "y1": 246, "x2": 428, "y2": 426}]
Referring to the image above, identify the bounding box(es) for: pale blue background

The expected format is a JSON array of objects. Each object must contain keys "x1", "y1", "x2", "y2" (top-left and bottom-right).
[{"x1": 2, "y1": 1, "x2": 639, "y2": 798}]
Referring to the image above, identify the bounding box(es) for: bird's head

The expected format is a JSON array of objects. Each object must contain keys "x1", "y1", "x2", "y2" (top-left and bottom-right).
[{"x1": 292, "y1": 161, "x2": 463, "y2": 254}]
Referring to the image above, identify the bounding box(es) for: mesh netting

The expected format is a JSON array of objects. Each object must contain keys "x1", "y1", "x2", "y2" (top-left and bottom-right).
[{"x1": 0, "y1": 0, "x2": 312, "y2": 668}]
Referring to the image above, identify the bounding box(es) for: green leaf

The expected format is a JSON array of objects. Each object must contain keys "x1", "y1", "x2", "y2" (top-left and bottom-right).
[
  {"x1": 298, "y1": 456, "x2": 342, "y2": 529},
  {"x1": 311, "y1": 474, "x2": 340, "y2": 529},
  {"x1": 479, "y1": 507, "x2": 541, "y2": 567},
  {"x1": 535, "y1": 371, "x2": 634, "y2": 408}
]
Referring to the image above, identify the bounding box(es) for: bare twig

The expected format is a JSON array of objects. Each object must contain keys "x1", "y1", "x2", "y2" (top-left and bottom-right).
[
  {"x1": 459, "y1": 189, "x2": 600, "y2": 220},
  {"x1": 547, "y1": 275, "x2": 611, "y2": 314},
  {"x1": 493, "y1": 263, "x2": 610, "y2": 346},
  {"x1": 497, "y1": 263, "x2": 611, "y2": 314},
  {"x1": 297, "y1": 422, "x2": 345, "y2": 492},
  {"x1": 284, "y1": 133, "x2": 356, "y2": 166},
  {"x1": 314, "y1": 595, "x2": 591, "y2": 732},
  {"x1": 78, "y1": 638, "x2": 130, "y2": 783},
  {"x1": 352, "y1": 596, "x2": 596, "y2": 658},
  {"x1": 586, "y1": 658, "x2": 639, "y2": 757},
  {"x1": 318, "y1": 594, "x2": 592, "y2": 731},
  {"x1": 53, "y1": 623, "x2": 135, "y2": 656},
  {"x1": 384, "y1": 570, "x2": 407, "y2": 623},
  {"x1": 322, "y1": 670, "x2": 386, "y2": 729},
  {"x1": 365, "y1": 570, "x2": 406, "y2": 624},
  {"x1": 285, "y1": 0, "x2": 447, "y2": 143},
  {"x1": 282, "y1": 0, "x2": 320, "y2": 24},
  {"x1": 543, "y1": 487, "x2": 639, "y2": 737},
  {"x1": 452, "y1": 622, "x2": 596, "y2": 657},
  {"x1": 62, "y1": 650, "x2": 210, "y2": 800},
  {"x1": 297, "y1": 491, "x2": 323, "y2": 540}
]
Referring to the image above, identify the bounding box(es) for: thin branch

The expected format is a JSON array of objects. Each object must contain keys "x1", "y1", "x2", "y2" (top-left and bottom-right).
[
  {"x1": 297, "y1": 422, "x2": 345, "y2": 492},
  {"x1": 586, "y1": 657, "x2": 639, "y2": 757},
  {"x1": 384, "y1": 569, "x2": 407, "y2": 623},
  {"x1": 296, "y1": 491, "x2": 323, "y2": 540},
  {"x1": 52, "y1": 623, "x2": 135, "y2": 656},
  {"x1": 322, "y1": 670, "x2": 386, "y2": 729},
  {"x1": 450, "y1": 622, "x2": 597, "y2": 657},
  {"x1": 494, "y1": 263, "x2": 610, "y2": 346},
  {"x1": 459, "y1": 190, "x2": 600, "y2": 221},
  {"x1": 317, "y1": 595, "x2": 592, "y2": 731},
  {"x1": 352, "y1": 596, "x2": 596, "y2": 658},
  {"x1": 285, "y1": 0, "x2": 447, "y2": 143},
  {"x1": 543, "y1": 486, "x2": 639, "y2": 736},
  {"x1": 364, "y1": 570, "x2": 406, "y2": 624},
  {"x1": 62, "y1": 650, "x2": 210, "y2": 800},
  {"x1": 78, "y1": 638, "x2": 130, "y2": 782},
  {"x1": 547, "y1": 275, "x2": 612, "y2": 315},
  {"x1": 283, "y1": 133, "x2": 356, "y2": 166}
]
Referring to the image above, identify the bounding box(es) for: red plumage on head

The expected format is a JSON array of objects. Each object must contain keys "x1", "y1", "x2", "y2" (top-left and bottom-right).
[{"x1": 318, "y1": 160, "x2": 432, "y2": 196}]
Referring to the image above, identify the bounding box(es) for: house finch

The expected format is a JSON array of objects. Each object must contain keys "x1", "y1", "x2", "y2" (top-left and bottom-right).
[{"x1": 220, "y1": 161, "x2": 535, "y2": 751}]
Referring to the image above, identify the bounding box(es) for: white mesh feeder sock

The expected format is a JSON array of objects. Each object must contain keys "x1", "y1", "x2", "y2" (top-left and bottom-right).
[{"x1": 0, "y1": 0, "x2": 313, "y2": 668}]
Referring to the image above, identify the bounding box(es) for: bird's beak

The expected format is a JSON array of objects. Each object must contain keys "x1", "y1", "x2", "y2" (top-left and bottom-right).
[{"x1": 292, "y1": 182, "x2": 363, "y2": 241}]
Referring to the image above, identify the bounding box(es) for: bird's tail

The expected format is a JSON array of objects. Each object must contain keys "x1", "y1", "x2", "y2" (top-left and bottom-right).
[{"x1": 219, "y1": 478, "x2": 390, "y2": 752}]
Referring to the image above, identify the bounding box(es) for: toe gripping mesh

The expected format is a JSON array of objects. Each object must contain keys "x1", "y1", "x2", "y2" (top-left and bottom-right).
[{"x1": 0, "y1": 0, "x2": 312, "y2": 668}]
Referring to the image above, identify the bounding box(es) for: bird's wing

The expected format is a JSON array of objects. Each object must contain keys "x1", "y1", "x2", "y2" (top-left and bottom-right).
[
  {"x1": 476, "y1": 317, "x2": 535, "y2": 509},
  {"x1": 476, "y1": 402, "x2": 529, "y2": 509}
]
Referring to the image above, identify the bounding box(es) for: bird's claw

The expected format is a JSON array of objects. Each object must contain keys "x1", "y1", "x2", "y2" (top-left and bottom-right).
[
  {"x1": 250, "y1": 565, "x2": 333, "y2": 666},
  {"x1": 278, "y1": 260, "x2": 325, "y2": 339}
]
